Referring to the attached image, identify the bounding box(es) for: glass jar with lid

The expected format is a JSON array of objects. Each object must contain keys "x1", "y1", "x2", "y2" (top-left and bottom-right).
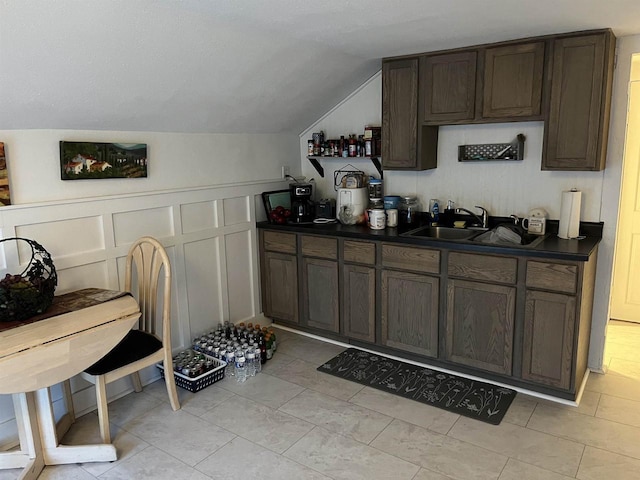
[
  {"x1": 368, "y1": 178, "x2": 383, "y2": 199},
  {"x1": 398, "y1": 196, "x2": 421, "y2": 226},
  {"x1": 368, "y1": 198, "x2": 383, "y2": 210}
]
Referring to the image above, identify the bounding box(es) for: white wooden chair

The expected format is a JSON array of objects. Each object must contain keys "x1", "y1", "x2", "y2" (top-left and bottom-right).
[{"x1": 80, "y1": 236, "x2": 180, "y2": 443}]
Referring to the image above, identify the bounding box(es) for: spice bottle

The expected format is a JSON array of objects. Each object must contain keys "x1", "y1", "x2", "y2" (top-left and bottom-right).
[{"x1": 348, "y1": 135, "x2": 356, "y2": 157}]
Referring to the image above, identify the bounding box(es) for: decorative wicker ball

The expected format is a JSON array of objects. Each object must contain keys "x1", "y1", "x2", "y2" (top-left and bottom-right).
[{"x1": 0, "y1": 238, "x2": 58, "y2": 322}]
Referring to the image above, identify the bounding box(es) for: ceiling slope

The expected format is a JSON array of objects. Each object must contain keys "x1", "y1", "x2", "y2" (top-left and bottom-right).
[{"x1": 2, "y1": 0, "x2": 640, "y2": 134}]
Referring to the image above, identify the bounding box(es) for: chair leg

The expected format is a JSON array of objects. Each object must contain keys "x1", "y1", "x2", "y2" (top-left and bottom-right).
[
  {"x1": 95, "y1": 376, "x2": 111, "y2": 444},
  {"x1": 62, "y1": 379, "x2": 76, "y2": 423},
  {"x1": 163, "y1": 356, "x2": 180, "y2": 411},
  {"x1": 131, "y1": 372, "x2": 143, "y2": 393}
]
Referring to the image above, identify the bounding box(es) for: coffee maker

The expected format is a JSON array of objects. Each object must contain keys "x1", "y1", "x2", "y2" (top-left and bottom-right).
[{"x1": 290, "y1": 182, "x2": 314, "y2": 223}]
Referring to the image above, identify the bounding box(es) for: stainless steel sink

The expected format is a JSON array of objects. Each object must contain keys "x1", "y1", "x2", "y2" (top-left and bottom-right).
[
  {"x1": 402, "y1": 225, "x2": 481, "y2": 241},
  {"x1": 402, "y1": 224, "x2": 549, "y2": 248}
]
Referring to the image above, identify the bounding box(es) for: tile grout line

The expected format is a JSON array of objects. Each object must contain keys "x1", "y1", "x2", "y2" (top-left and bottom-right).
[
  {"x1": 278, "y1": 425, "x2": 340, "y2": 480},
  {"x1": 575, "y1": 442, "x2": 587, "y2": 479}
]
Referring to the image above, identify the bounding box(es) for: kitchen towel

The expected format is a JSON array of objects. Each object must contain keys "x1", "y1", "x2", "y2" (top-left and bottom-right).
[{"x1": 558, "y1": 189, "x2": 582, "y2": 239}]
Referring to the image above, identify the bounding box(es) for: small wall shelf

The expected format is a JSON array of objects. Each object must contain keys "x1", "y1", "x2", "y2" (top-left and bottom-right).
[
  {"x1": 458, "y1": 134, "x2": 525, "y2": 162},
  {"x1": 307, "y1": 156, "x2": 383, "y2": 178}
]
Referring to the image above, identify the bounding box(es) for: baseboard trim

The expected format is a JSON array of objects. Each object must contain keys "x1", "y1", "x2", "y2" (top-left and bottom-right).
[{"x1": 273, "y1": 323, "x2": 581, "y2": 407}]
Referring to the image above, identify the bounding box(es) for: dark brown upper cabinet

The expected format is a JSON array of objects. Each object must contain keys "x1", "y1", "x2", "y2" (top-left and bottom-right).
[
  {"x1": 543, "y1": 32, "x2": 615, "y2": 171},
  {"x1": 382, "y1": 58, "x2": 438, "y2": 170},
  {"x1": 382, "y1": 28, "x2": 614, "y2": 172},
  {"x1": 421, "y1": 51, "x2": 477, "y2": 122},
  {"x1": 482, "y1": 42, "x2": 545, "y2": 119}
]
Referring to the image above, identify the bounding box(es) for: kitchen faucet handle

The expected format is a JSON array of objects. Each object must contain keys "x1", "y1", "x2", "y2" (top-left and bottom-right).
[{"x1": 474, "y1": 206, "x2": 489, "y2": 228}]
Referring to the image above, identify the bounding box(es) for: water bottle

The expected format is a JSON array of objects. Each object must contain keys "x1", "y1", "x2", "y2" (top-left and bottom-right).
[
  {"x1": 235, "y1": 349, "x2": 247, "y2": 383},
  {"x1": 246, "y1": 347, "x2": 256, "y2": 377},
  {"x1": 225, "y1": 348, "x2": 235, "y2": 377},
  {"x1": 251, "y1": 342, "x2": 262, "y2": 374}
]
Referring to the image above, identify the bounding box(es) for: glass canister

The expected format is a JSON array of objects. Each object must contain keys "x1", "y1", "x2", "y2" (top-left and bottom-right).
[
  {"x1": 399, "y1": 196, "x2": 421, "y2": 226},
  {"x1": 368, "y1": 198, "x2": 383, "y2": 210},
  {"x1": 368, "y1": 178, "x2": 383, "y2": 199}
]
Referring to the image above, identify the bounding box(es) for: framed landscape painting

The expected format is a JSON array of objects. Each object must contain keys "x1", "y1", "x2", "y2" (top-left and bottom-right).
[
  {"x1": 60, "y1": 141, "x2": 148, "y2": 180},
  {"x1": 0, "y1": 142, "x2": 10, "y2": 205}
]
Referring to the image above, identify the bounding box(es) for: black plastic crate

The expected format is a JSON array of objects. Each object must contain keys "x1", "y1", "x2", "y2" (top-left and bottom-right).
[{"x1": 157, "y1": 355, "x2": 226, "y2": 392}]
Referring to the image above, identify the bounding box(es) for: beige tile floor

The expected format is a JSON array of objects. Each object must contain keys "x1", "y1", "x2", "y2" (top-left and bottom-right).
[{"x1": 3, "y1": 321, "x2": 640, "y2": 480}]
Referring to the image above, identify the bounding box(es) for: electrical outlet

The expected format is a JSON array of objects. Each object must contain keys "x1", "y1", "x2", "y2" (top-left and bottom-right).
[{"x1": 281, "y1": 165, "x2": 290, "y2": 179}]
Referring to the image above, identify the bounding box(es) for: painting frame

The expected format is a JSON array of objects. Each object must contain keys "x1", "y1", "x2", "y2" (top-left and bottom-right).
[
  {"x1": 0, "y1": 142, "x2": 10, "y2": 205},
  {"x1": 60, "y1": 141, "x2": 148, "y2": 180}
]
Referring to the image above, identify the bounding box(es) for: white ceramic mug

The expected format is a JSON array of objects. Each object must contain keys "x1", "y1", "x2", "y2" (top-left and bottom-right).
[
  {"x1": 522, "y1": 216, "x2": 546, "y2": 235},
  {"x1": 386, "y1": 208, "x2": 398, "y2": 227}
]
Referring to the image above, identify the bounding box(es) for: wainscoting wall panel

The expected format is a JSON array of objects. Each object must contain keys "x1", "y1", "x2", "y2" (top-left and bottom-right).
[
  {"x1": 184, "y1": 237, "x2": 223, "y2": 337},
  {"x1": 223, "y1": 196, "x2": 250, "y2": 226},
  {"x1": 0, "y1": 179, "x2": 286, "y2": 450},
  {"x1": 225, "y1": 229, "x2": 256, "y2": 323},
  {"x1": 56, "y1": 261, "x2": 110, "y2": 293},
  {"x1": 181, "y1": 200, "x2": 217, "y2": 233},
  {"x1": 15, "y1": 216, "x2": 105, "y2": 259},
  {"x1": 113, "y1": 206, "x2": 175, "y2": 245}
]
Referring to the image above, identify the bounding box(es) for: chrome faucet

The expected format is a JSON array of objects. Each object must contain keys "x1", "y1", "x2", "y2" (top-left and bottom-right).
[{"x1": 455, "y1": 206, "x2": 489, "y2": 229}]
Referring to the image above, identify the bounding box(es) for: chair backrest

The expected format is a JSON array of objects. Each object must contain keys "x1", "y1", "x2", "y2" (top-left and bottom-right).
[{"x1": 125, "y1": 236, "x2": 171, "y2": 341}]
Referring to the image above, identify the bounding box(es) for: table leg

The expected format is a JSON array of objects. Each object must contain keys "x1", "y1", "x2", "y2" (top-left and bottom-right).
[
  {"x1": 35, "y1": 388, "x2": 117, "y2": 465},
  {"x1": 0, "y1": 393, "x2": 45, "y2": 480}
]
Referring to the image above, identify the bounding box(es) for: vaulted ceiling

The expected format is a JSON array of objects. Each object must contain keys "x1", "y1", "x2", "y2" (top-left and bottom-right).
[{"x1": 2, "y1": 0, "x2": 640, "y2": 134}]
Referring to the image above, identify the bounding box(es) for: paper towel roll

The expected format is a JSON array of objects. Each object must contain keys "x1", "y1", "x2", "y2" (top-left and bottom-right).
[{"x1": 558, "y1": 189, "x2": 582, "y2": 239}]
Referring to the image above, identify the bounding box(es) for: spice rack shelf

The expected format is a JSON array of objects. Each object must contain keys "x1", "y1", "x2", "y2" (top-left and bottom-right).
[
  {"x1": 307, "y1": 156, "x2": 383, "y2": 179},
  {"x1": 458, "y1": 134, "x2": 526, "y2": 162}
]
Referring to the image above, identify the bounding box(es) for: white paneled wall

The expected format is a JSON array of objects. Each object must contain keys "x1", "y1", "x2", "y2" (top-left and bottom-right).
[{"x1": 0, "y1": 179, "x2": 284, "y2": 449}]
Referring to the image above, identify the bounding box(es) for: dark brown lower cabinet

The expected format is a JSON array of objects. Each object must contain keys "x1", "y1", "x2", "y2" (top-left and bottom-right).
[
  {"x1": 522, "y1": 290, "x2": 576, "y2": 389},
  {"x1": 445, "y1": 279, "x2": 515, "y2": 375},
  {"x1": 262, "y1": 251, "x2": 298, "y2": 324},
  {"x1": 342, "y1": 264, "x2": 375, "y2": 343},
  {"x1": 302, "y1": 257, "x2": 339, "y2": 333},
  {"x1": 259, "y1": 225, "x2": 598, "y2": 400},
  {"x1": 381, "y1": 270, "x2": 439, "y2": 357}
]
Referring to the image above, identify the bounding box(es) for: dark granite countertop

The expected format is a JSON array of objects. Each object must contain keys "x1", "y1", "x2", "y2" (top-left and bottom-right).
[{"x1": 257, "y1": 217, "x2": 603, "y2": 261}]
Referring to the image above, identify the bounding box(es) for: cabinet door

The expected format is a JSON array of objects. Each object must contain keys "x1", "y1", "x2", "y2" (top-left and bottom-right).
[
  {"x1": 263, "y1": 251, "x2": 298, "y2": 324},
  {"x1": 543, "y1": 32, "x2": 614, "y2": 170},
  {"x1": 302, "y1": 257, "x2": 339, "y2": 333},
  {"x1": 342, "y1": 264, "x2": 375, "y2": 343},
  {"x1": 381, "y1": 270, "x2": 439, "y2": 358},
  {"x1": 483, "y1": 42, "x2": 545, "y2": 119},
  {"x1": 421, "y1": 51, "x2": 477, "y2": 122},
  {"x1": 522, "y1": 290, "x2": 576, "y2": 389},
  {"x1": 445, "y1": 279, "x2": 515, "y2": 375},
  {"x1": 382, "y1": 58, "x2": 419, "y2": 169}
]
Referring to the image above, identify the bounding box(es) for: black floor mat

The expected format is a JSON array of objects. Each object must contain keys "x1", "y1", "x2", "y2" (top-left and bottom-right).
[{"x1": 318, "y1": 348, "x2": 517, "y2": 425}]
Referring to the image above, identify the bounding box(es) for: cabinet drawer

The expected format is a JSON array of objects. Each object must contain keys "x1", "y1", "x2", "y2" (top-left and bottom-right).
[
  {"x1": 263, "y1": 231, "x2": 296, "y2": 254},
  {"x1": 448, "y1": 252, "x2": 517, "y2": 284},
  {"x1": 526, "y1": 261, "x2": 578, "y2": 294},
  {"x1": 301, "y1": 235, "x2": 337, "y2": 259},
  {"x1": 343, "y1": 240, "x2": 376, "y2": 265},
  {"x1": 381, "y1": 243, "x2": 440, "y2": 274}
]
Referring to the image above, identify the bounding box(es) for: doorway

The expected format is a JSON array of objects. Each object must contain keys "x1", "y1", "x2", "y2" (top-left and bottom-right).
[{"x1": 610, "y1": 53, "x2": 640, "y2": 324}]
